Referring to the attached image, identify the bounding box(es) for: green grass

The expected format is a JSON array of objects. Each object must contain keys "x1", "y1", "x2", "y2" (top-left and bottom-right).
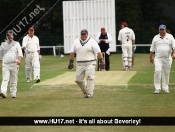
[{"x1": 0, "y1": 54, "x2": 175, "y2": 132}]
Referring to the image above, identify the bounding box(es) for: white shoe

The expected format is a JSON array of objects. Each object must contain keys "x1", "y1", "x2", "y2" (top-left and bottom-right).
[
  {"x1": 154, "y1": 89, "x2": 160, "y2": 94},
  {"x1": 164, "y1": 90, "x2": 170, "y2": 94},
  {"x1": 26, "y1": 78, "x2": 31, "y2": 83}
]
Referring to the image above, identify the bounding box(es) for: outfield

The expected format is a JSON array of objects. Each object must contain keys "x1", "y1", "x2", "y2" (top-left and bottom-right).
[{"x1": 0, "y1": 54, "x2": 175, "y2": 132}]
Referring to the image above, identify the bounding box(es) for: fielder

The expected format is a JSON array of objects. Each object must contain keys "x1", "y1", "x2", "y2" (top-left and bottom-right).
[
  {"x1": 68, "y1": 29, "x2": 105, "y2": 98},
  {"x1": 0, "y1": 30, "x2": 23, "y2": 98},
  {"x1": 118, "y1": 22, "x2": 136, "y2": 71},
  {"x1": 22, "y1": 27, "x2": 40, "y2": 83},
  {"x1": 150, "y1": 24, "x2": 175, "y2": 94}
]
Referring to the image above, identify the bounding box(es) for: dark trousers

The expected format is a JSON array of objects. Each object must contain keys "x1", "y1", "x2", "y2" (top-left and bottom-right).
[{"x1": 97, "y1": 53, "x2": 110, "y2": 71}]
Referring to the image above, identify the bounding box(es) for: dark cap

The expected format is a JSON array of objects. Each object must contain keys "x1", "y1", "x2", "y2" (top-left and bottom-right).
[
  {"x1": 29, "y1": 27, "x2": 34, "y2": 31},
  {"x1": 6, "y1": 30, "x2": 13, "y2": 35},
  {"x1": 81, "y1": 29, "x2": 88, "y2": 34}
]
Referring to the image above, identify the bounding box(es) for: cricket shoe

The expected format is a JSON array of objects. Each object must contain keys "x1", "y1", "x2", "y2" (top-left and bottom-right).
[
  {"x1": 154, "y1": 89, "x2": 160, "y2": 94},
  {"x1": 84, "y1": 94, "x2": 92, "y2": 98},
  {"x1": 26, "y1": 78, "x2": 31, "y2": 83},
  {"x1": 0, "y1": 93, "x2": 6, "y2": 98},
  {"x1": 164, "y1": 90, "x2": 170, "y2": 94},
  {"x1": 35, "y1": 79, "x2": 40, "y2": 83}
]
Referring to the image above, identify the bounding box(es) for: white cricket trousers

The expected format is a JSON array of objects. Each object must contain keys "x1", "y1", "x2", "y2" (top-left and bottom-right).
[
  {"x1": 25, "y1": 52, "x2": 40, "y2": 80},
  {"x1": 122, "y1": 44, "x2": 132, "y2": 69},
  {"x1": 154, "y1": 57, "x2": 172, "y2": 91},
  {"x1": 0, "y1": 63, "x2": 19, "y2": 97},
  {"x1": 75, "y1": 61, "x2": 96, "y2": 96}
]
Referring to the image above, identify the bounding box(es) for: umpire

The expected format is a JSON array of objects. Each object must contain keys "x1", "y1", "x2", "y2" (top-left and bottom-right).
[{"x1": 96, "y1": 28, "x2": 112, "y2": 71}]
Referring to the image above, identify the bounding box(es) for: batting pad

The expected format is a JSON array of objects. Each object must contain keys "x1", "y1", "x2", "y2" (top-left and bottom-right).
[{"x1": 37, "y1": 71, "x2": 137, "y2": 86}]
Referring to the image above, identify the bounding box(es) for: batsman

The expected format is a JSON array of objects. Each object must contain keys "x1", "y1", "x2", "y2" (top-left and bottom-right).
[
  {"x1": 22, "y1": 27, "x2": 40, "y2": 83},
  {"x1": 68, "y1": 29, "x2": 105, "y2": 98}
]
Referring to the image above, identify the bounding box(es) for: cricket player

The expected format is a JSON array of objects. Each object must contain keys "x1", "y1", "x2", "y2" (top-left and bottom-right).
[
  {"x1": 0, "y1": 30, "x2": 23, "y2": 98},
  {"x1": 118, "y1": 22, "x2": 136, "y2": 71},
  {"x1": 68, "y1": 29, "x2": 105, "y2": 98},
  {"x1": 22, "y1": 27, "x2": 40, "y2": 83},
  {"x1": 96, "y1": 28, "x2": 112, "y2": 71},
  {"x1": 150, "y1": 24, "x2": 175, "y2": 94}
]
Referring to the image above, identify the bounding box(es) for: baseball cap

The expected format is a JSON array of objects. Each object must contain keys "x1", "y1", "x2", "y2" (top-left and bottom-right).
[
  {"x1": 120, "y1": 22, "x2": 128, "y2": 27},
  {"x1": 81, "y1": 29, "x2": 88, "y2": 34},
  {"x1": 159, "y1": 24, "x2": 166, "y2": 29},
  {"x1": 101, "y1": 28, "x2": 106, "y2": 31},
  {"x1": 29, "y1": 27, "x2": 34, "y2": 31},
  {"x1": 6, "y1": 30, "x2": 13, "y2": 35}
]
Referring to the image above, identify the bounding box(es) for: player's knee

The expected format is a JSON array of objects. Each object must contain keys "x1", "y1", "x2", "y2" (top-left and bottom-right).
[
  {"x1": 75, "y1": 80, "x2": 84, "y2": 84},
  {"x1": 25, "y1": 62, "x2": 32, "y2": 70},
  {"x1": 123, "y1": 57, "x2": 127, "y2": 61},
  {"x1": 86, "y1": 76, "x2": 94, "y2": 80},
  {"x1": 33, "y1": 60, "x2": 40, "y2": 68},
  {"x1": 154, "y1": 70, "x2": 161, "y2": 75},
  {"x1": 128, "y1": 57, "x2": 132, "y2": 62}
]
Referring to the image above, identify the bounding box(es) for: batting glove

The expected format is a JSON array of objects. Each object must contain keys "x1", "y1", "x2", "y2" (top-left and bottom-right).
[
  {"x1": 68, "y1": 59, "x2": 74, "y2": 69},
  {"x1": 25, "y1": 48, "x2": 32, "y2": 54},
  {"x1": 99, "y1": 58, "x2": 105, "y2": 69},
  {"x1": 132, "y1": 45, "x2": 136, "y2": 51}
]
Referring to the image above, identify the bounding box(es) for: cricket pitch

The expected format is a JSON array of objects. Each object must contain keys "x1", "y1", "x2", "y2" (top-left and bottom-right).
[{"x1": 37, "y1": 71, "x2": 137, "y2": 86}]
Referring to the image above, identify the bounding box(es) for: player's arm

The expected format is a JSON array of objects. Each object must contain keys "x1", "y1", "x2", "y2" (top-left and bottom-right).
[
  {"x1": 150, "y1": 51, "x2": 154, "y2": 63},
  {"x1": 93, "y1": 40, "x2": 105, "y2": 69},
  {"x1": 16, "y1": 42, "x2": 23, "y2": 65},
  {"x1": 68, "y1": 41, "x2": 76, "y2": 70},
  {"x1": 105, "y1": 33, "x2": 112, "y2": 43},
  {"x1": 95, "y1": 33, "x2": 102, "y2": 43},
  {"x1": 37, "y1": 37, "x2": 40, "y2": 54},
  {"x1": 22, "y1": 37, "x2": 27, "y2": 50},
  {"x1": 0, "y1": 45, "x2": 3, "y2": 62},
  {"x1": 150, "y1": 38, "x2": 155, "y2": 63}
]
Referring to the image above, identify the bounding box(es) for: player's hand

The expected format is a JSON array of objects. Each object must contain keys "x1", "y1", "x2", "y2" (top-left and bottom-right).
[
  {"x1": 99, "y1": 58, "x2": 105, "y2": 69},
  {"x1": 68, "y1": 59, "x2": 74, "y2": 69},
  {"x1": 132, "y1": 45, "x2": 136, "y2": 51},
  {"x1": 172, "y1": 54, "x2": 175, "y2": 59},
  {"x1": 150, "y1": 58, "x2": 154, "y2": 63},
  {"x1": 16, "y1": 60, "x2": 20, "y2": 65}
]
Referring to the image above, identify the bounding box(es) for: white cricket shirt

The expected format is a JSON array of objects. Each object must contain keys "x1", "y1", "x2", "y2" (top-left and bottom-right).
[
  {"x1": 0, "y1": 40, "x2": 23, "y2": 63},
  {"x1": 118, "y1": 27, "x2": 135, "y2": 44},
  {"x1": 70, "y1": 36, "x2": 101, "y2": 61},
  {"x1": 150, "y1": 33, "x2": 175, "y2": 58},
  {"x1": 22, "y1": 34, "x2": 40, "y2": 53}
]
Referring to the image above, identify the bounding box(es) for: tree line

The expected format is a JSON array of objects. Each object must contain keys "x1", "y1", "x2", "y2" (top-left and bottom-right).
[{"x1": 0, "y1": 0, "x2": 174, "y2": 44}]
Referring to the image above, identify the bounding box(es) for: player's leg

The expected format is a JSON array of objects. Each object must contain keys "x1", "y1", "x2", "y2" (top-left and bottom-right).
[
  {"x1": 128, "y1": 45, "x2": 132, "y2": 70},
  {"x1": 122, "y1": 45, "x2": 129, "y2": 70},
  {"x1": 9, "y1": 64, "x2": 19, "y2": 98},
  {"x1": 0, "y1": 65, "x2": 10, "y2": 98},
  {"x1": 25, "y1": 54, "x2": 32, "y2": 82},
  {"x1": 32, "y1": 53, "x2": 40, "y2": 83},
  {"x1": 85, "y1": 63, "x2": 96, "y2": 97},
  {"x1": 162, "y1": 58, "x2": 172, "y2": 93},
  {"x1": 154, "y1": 58, "x2": 162, "y2": 93},
  {"x1": 105, "y1": 53, "x2": 110, "y2": 71},
  {"x1": 75, "y1": 65, "x2": 87, "y2": 97}
]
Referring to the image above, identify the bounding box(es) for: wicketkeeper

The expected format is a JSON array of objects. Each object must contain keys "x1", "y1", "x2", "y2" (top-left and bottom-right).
[
  {"x1": 0, "y1": 30, "x2": 23, "y2": 98},
  {"x1": 68, "y1": 29, "x2": 105, "y2": 98}
]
